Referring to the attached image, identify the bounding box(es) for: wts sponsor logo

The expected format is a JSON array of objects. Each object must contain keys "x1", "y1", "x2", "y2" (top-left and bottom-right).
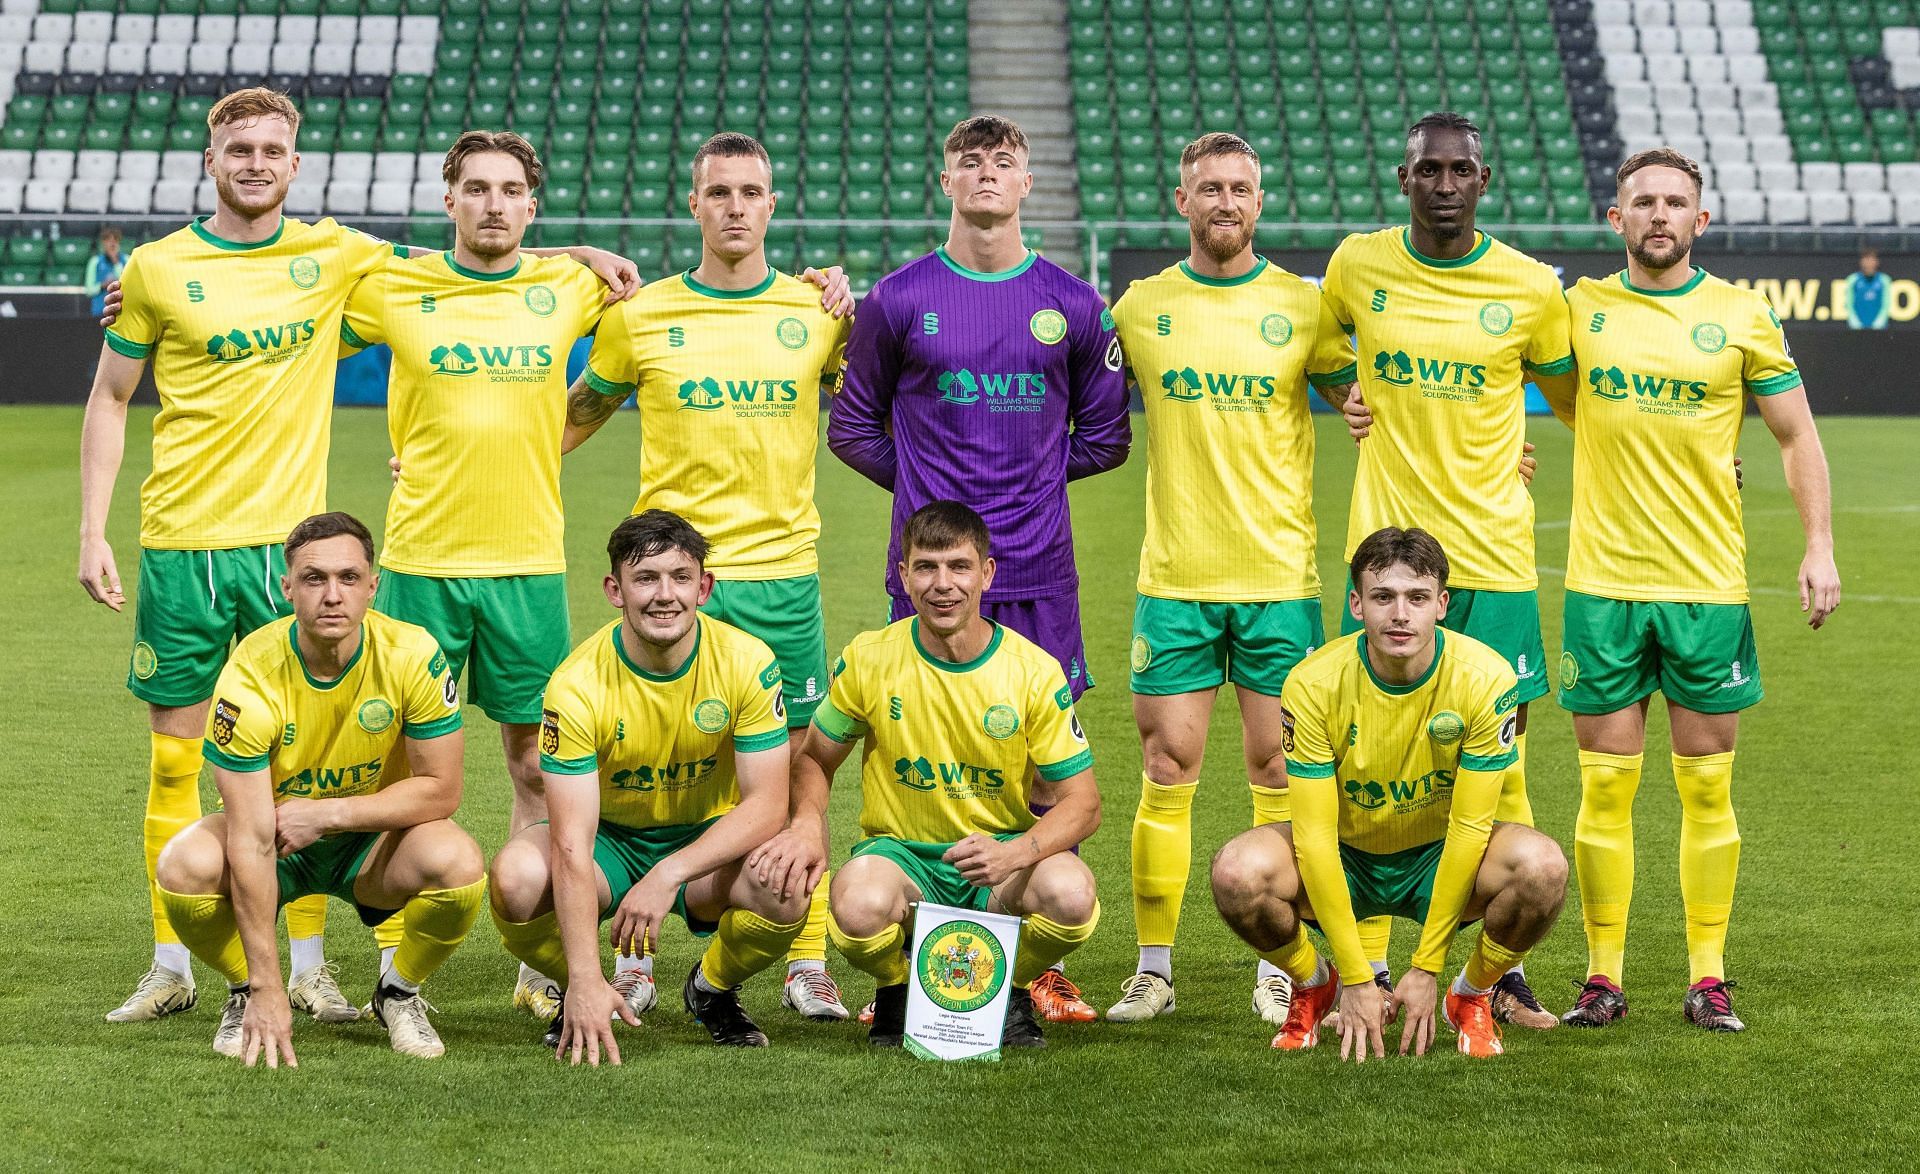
[
  {"x1": 1159, "y1": 367, "x2": 1278, "y2": 400},
  {"x1": 1587, "y1": 365, "x2": 1708, "y2": 402},
  {"x1": 676, "y1": 376, "x2": 802, "y2": 410},
  {"x1": 277, "y1": 757, "x2": 382, "y2": 798},
  {"x1": 935, "y1": 368, "x2": 1047, "y2": 408},
  {"x1": 1371, "y1": 350, "x2": 1487, "y2": 388},
  {"x1": 206, "y1": 319, "x2": 318, "y2": 363}
]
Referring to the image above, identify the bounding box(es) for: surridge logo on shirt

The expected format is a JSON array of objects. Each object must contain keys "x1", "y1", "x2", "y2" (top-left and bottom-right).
[
  {"x1": 1371, "y1": 349, "x2": 1487, "y2": 391},
  {"x1": 1158, "y1": 367, "x2": 1278, "y2": 402},
  {"x1": 675, "y1": 375, "x2": 803, "y2": 412},
  {"x1": 1586, "y1": 365, "x2": 1708, "y2": 403},
  {"x1": 935, "y1": 368, "x2": 1047, "y2": 411}
]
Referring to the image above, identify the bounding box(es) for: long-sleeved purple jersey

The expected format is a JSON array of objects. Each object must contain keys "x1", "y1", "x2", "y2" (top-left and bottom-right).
[{"x1": 828, "y1": 247, "x2": 1132, "y2": 600}]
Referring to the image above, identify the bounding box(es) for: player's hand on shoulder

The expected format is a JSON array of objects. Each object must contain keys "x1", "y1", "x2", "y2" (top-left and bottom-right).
[
  {"x1": 388, "y1": 455, "x2": 402, "y2": 485},
  {"x1": 802, "y1": 265, "x2": 855, "y2": 318},
  {"x1": 241, "y1": 985, "x2": 297, "y2": 1069},
  {"x1": 98, "y1": 278, "x2": 123, "y2": 327},
  {"x1": 578, "y1": 247, "x2": 642, "y2": 304},
  {"x1": 1337, "y1": 976, "x2": 1387, "y2": 1064},
  {"x1": 1391, "y1": 968, "x2": 1438, "y2": 1057},
  {"x1": 1799, "y1": 550, "x2": 1841, "y2": 629},
  {"x1": 557, "y1": 978, "x2": 632, "y2": 1066},
  {"x1": 1341, "y1": 384, "x2": 1372, "y2": 441},
  {"x1": 747, "y1": 818, "x2": 829, "y2": 901},
  {"x1": 77, "y1": 535, "x2": 124, "y2": 611},
  {"x1": 273, "y1": 798, "x2": 331, "y2": 857}
]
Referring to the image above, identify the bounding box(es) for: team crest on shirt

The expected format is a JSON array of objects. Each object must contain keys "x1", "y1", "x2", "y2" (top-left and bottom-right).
[
  {"x1": 357, "y1": 698, "x2": 395, "y2": 734},
  {"x1": 288, "y1": 256, "x2": 320, "y2": 289},
  {"x1": 1029, "y1": 309, "x2": 1068, "y2": 345},
  {"x1": 693, "y1": 698, "x2": 731, "y2": 733},
  {"x1": 1260, "y1": 314, "x2": 1294, "y2": 347},
  {"x1": 982, "y1": 704, "x2": 1020, "y2": 740},
  {"x1": 775, "y1": 317, "x2": 809, "y2": 349},
  {"x1": 525, "y1": 285, "x2": 557, "y2": 317},
  {"x1": 1130, "y1": 635, "x2": 1152, "y2": 673},
  {"x1": 1691, "y1": 322, "x2": 1727, "y2": 354},
  {"x1": 131, "y1": 641, "x2": 157, "y2": 680},
  {"x1": 1428, "y1": 711, "x2": 1465, "y2": 745},
  {"x1": 211, "y1": 697, "x2": 241, "y2": 746},
  {"x1": 1478, "y1": 301, "x2": 1514, "y2": 336},
  {"x1": 918, "y1": 921, "x2": 1007, "y2": 1013}
]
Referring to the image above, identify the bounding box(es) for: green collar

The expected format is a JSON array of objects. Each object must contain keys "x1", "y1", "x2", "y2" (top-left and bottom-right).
[
  {"x1": 683, "y1": 265, "x2": 777, "y2": 299},
  {"x1": 1618, "y1": 266, "x2": 1707, "y2": 297},
  {"x1": 290, "y1": 622, "x2": 364, "y2": 690},
  {"x1": 935, "y1": 245, "x2": 1037, "y2": 282},
  {"x1": 443, "y1": 250, "x2": 522, "y2": 281},
  {"x1": 612, "y1": 617, "x2": 700, "y2": 682},
  {"x1": 1401, "y1": 227, "x2": 1491, "y2": 269},
  {"x1": 1359, "y1": 628, "x2": 1445, "y2": 695},
  {"x1": 1179, "y1": 256, "x2": 1268, "y2": 287},
  {"x1": 910, "y1": 618, "x2": 1003, "y2": 673},
  {"x1": 191, "y1": 215, "x2": 286, "y2": 251}
]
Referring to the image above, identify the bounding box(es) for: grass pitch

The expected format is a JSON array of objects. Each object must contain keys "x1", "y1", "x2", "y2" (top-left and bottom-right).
[{"x1": 1, "y1": 406, "x2": 1913, "y2": 1170}]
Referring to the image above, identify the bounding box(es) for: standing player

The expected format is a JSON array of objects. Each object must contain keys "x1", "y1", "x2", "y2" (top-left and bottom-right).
[
  {"x1": 827, "y1": 116, "x2": 1130, "y2": 1022},
  {"x1": 1210, "y1": 528, "x2": 1568, "y2": 1060},
  {"x1": 749, "y1": 502, "x2": 1102, "y2": 1050},
  {"x1": 1105, "y1": 133, "x2": 1356, "y2": 1025},
  {"x1": 489, "y1": 512, "x2": 808, "y2": 1059},
  {"x1": 1556, "y1": 149, "x2": 1839, "y2": 1031},
  {"x1": 562, "y1": 132, "x2": 856, "y2": 1022},
  {"x1": 1318, "y1": 112, "x2": 1573, "y2": 1028},
  {"x1": 79, "y1": 89, "x2": 638, "y2": 1024},
  {"x1": 154, "y1": 513, "x2": 484, "y2": 1063}
]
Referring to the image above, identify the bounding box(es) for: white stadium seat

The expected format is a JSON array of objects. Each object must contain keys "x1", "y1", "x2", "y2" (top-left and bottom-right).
[
  {"x1": 154, "y1": 14, "x2": 195, "y2": 42},
  {"x1": 1755, "y1": 160, "x2": 1800, "y2": 191},
  {"x1": 317, "y1": 14, "x2": 358, "y2": 43},
  {"x1": 1598, "y1": 25, "x2": 1639, "y2": 52},
  {"x1": 370, "y1": 181, "x2": 412, "y2": 215},
  {"x1": 1686, "y1": 54, "x2": 1728, "y2": 83},
  {"x1": 300, "y1": 152, "x2": 333, "y2": 186},
  {"x1": 236, "y1": 14, "x2": 278, "y2": 42},
  {"x1": 1657, "y1": 108, "x2": 1702, "y2": 136},
  {"x1": 194, "y1": 177, "x2": 220, "y2": 214},
  {"x1": 65, "y1": 41, "x2": 108, "y2": 73},
  {"x1": 1614, "y1": 89, "x2": 1656, "y2": 115},
  {"x1": 186, "y1": 43, "x2": 230, "y2": 74},
  {"x1": 1641, "y1": 52, "x2": 1685, "y2": 81},
  {"x1": 0, "y1": 150, "x2": 30, "y2": 178},
  {"x1": 1693, "y1": 82, "x2": 1735, "y2": 110},
  {"x1": 0, "y1": 41, "x2": 20, "y2": 72},
  {"x1": 0, "y1": 15, "x2": 29, "y2": 43},
  {"x1": 1808, "y1": 191, "x2": 1852, "y2": 226},
  {"x1": 67, "y1": 179, "x2": 109, "y2": 213},
  {"x1": 120, "y1": 151, "x2": 160, "y2": 181},
  {"x1": 1671, "y1": 0, "x2": 1712, "y2": 26},
  {"x1": 1765, "y1": 191, "x2": 1810, "y2": 224},
  {"x1": 353, "y1": 42, "x2": 397, "y2": 73},
  {"x1": 270, "y1": 43, "x2": 313, "y2": 73},
  {"x1": 415, "y1": 153, "x2": 443, "y2": 182},
  {"x1": 326, "y1": 179, "x2": 370, "y2": 215},
  {"x1": 1719, "y1": 26, "x2": 1759, "y2": 55},
  {"x1": 150, "y1": 180, "x2": 196, "y2": 214},
  {"x1": 161, "y1": 151, "x2": 203, "y2": 181},
  {"x1": 0, "y1": 179, "x2": 23, "y2": 214},
  {"x1": 1605, "y1": 56, "x2": 1646, "y2": 84},
  {"x1": 1726, "y1": 55, "x2": 1769, "y2": 84},
  {"x1": 411, "y1": 180, "x2": 446, "y2": 213},
  {"x1": 1653, "y1": 80, "x2": 1693, "y2": 107},
  {"x1": 1714, "y1": 161, "x2": 1758, "y2": 192},
  {"x1": 1843, "y1": 162, "x2": 1886, "y2": 192},
  {"x1": 1741, "y1": 107, "x2": 1784, "y2": 137},
  {"x1": 277, "y1": 15, "x2": 319, "y2": 44},
  {"x1": 1711, "y1": 0, "x2": 1753, "y2": 26},
  {"x1": 1853, "y1": 191, "x2": 1895, "y2": 226},
  {"x1": 1719, "y1": 190, "x2": 1765, "y2": 223},
  {"x1": 146, "y1": 43, "x2": 188, "y2": 73},
  {"x1": 109, "y1": 179, "x2": 153, "y2": 214},
  {"x1": 75, "y1": 150, "x2": 116, "y2": 181},
  {"x1": 331, "y1": 153, "x2": 374, "y2": 183},
  {"x1": 24, "y1": 42, "x2": 65, "y2": 73},
  {"x1": 284, "y1": 183, "x2": 324, "y2": 216},
  {"x1": 1894, "y1": 191, "x2": 1920, "y2": 226},
  {"x1": 31, "y1": 13, "x2": 73, "y2": 42},
  {"x1": 72, "y1": 10, "x2": 114, "y2": 40},
  {"x1": 360, "y1": 15, "x2": 400, "y2": 43},
  {"x1": 1633, "y1": 0, "x2": 1672, "y2": 25},
  {"x1": 373, "y1": 152, "x2": 414, "y2": 183},
  {"x1": 1616, "y1": 107, "x2": 1659, "y2": 142},
  {"x1": 1699, "y1": 108, "x2": 1743, "y2": 137},
  {"x1": 395, "y1": 42, "x2": 436, "y2": 73},
  {"x1": 32, "y1": 151, "x2": 75, "y2": 182},
  {"x1": 1746, "y1": 134, "x2": 1792, "y2": 162},
  {"x1": 24, "y1": 180, "x2": 65, "y2": 214},
  {"x1": 1677, "y1": 25, "x2": 1718, "y2": 54},
  {"x1": 196, "y1": 14, "x2": 237, "y2": 45},
  {"x1": 1799, "y1": 162, "x2": 1842, "y2": 192},
  {"x1": 400, "y1": 15, "x2": 438, "y2": 42},
  {"x1": 1665, "y1": 133, "x2": 1708, "y2": 161},
  {"x1": 1696, "y1": 186, "x2": 1721, "y2": 215},
  {"x1": 1887, "y1": 162, "x2": 1920, "y2": 190},
  {"x1": 115, "y1": 13, "x2": 154, "y2": 40},
  {"x1": 312, "y1": 43, "x2": 354, "y2": 75},
  {"x1": 1593, "y1": 0, "x2": 1633, "y2": 23},
  {"x1": 230, "y1": 43, "x2": 271, "y2": 74},
  {"x1": 106, "y1": 43, "x2": 148, "y2": 73},
  {"x1": 1737, "y1": 82, "x2": 1777, "y2": 109}
]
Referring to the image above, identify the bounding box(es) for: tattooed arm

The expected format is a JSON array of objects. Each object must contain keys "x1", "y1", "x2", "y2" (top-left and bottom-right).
[{"x1": 562, "y1": 374, "x2": 632, "y2": 454}]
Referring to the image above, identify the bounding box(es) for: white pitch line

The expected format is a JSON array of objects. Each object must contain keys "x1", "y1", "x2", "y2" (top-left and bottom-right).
[
  {"x1": 1534, "y1": 566, "x2": 1917, "y2": 605},
  {"x1": 1535, "y1": 504, "x2": 1920, "y2": 532}
]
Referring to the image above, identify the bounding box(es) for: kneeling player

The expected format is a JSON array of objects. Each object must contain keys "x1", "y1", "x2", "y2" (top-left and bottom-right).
[
  {"x1": 489, "y1": 511, "x2": 806, "y2": 1062},
  {"x1": 752, "y1": 502, "x2": 1102, "y2": 1050},
  {"x1": 1210, "y1": 528, "x2": 1567, "y2": 1060},
  {"x1": 155, "y1": 513, "x2": 484, "y2": 1065}
]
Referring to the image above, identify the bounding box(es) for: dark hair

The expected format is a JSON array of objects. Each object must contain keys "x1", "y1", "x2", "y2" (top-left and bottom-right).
[
  {"x1": 1405, "y1": 111, "x2": 1483, "y2": 163},
  {"x1": 1181, "y1": 131, "x2": 1260, "y2": 175},
  {"x1": 901, "y1": 500, "x2": 991, "y2": 561},
  {"x1": 943, "y1": 115, "x2": 1029, "y2": 159},
  {"x1": 1349, "y1": 527, "x2": 1449, "y2": 591},
  {"x1": 442, "y1": 129, "x2": 544, "y2": 191},
  {"x1": 286, "y1": 512, "x2": 374, "y2": 566},
  {"x1": 691, "y1": 131, "x2": 773, "y2": 185},
  {"x1": 608, "y1": 509, "x2": 710, "y2": 574},
  {"x1": 1615, "y1": 146, "x2": 1703, "y2": 197}
]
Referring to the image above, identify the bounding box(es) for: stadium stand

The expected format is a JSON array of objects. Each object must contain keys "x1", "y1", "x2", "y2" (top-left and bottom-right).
[{"x1": 0, "y1": 0, "x2": 969, "y2": 285}]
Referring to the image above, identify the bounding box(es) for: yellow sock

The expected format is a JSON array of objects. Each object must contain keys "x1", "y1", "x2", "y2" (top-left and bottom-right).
[
  {"x1": 156, "y1": 887, "x2": 248, "y2": 986},
  {"x1": 827, "y1": 914, "x2": 909, "y2": 986},
  {"x1": 1132, "y1": 775, "x2": 1197, "y2": 948},
  {"x1": 1259, "y1": 931, "x2": 1321, "y2": 985},
  {"x1": 1357, "y1": 916, "x2": 1392, "y2": 967},
  {"x1": 784, "y1": 871, "x2": 832, "y2": 965},
  {"x1": 702, "y1": 907, "x2": 808, "y2": 989},
  {"x1": 285, "y1": 893, "x2": 329, "y2": 940},
  {"x1": 1495, "y1": 730, "x2": 1534, "y2": 826},
  {"x1": 493, "y1": 908, "x2": 571, "y2": 986},
  {"x1": 1575, "y1": 750, "x2": 1643, "y2": 983},
  {"x1": 1012, "y1": 905, "x2": 1100, "y2": 987},
  {"x1": 372, "y1": 908, "x2": 407, "y2": 952},
  {"x1": 1463, "y1": 931, "x2": 1530, "y2": 992},
  {"x1": 1249, "y1": 782, "x2": 1290, "y2": 826},
  {"x1": 146, "y1": 733, "x2": 203, "y2": 946},
  {"x1": 389, "y1": 877, "x2": 484, "y2": 988},
  {"x1": 1674, "y1": 751, "x2": 1739, "y2": 983}
]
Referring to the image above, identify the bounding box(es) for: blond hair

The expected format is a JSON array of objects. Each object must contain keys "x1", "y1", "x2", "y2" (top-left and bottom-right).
[{"x1": 207, "y1": 88, "x2": 301, "y2": 138}]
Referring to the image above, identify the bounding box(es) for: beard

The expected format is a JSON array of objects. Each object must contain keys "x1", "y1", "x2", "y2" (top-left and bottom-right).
[
  {"x1": 1627, "y1": 226, "x2": 1693, "y2": 272},
  {"x1": 463, "y1": 223, "x2": 520, "y2": 260},
  {"x1": 213, "y1": 171, "x2": 289, "y2": 217},
  {"x1": 1193, "y1": 217, "x2": 1255, "y2": 263}
]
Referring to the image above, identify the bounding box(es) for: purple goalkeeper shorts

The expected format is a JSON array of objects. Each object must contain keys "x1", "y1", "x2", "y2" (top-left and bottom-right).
[{"x1": 887, "y1": 592, "x2": 1093, "y2": 699}]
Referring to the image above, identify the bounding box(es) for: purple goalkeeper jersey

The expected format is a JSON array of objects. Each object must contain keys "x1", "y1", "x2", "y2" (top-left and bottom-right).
[{"x1": 829, "y1": 247, "x2": 1131, "y2": 600}]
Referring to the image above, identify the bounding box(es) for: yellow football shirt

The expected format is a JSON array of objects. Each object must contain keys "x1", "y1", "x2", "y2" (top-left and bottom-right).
[
  {"x1": 540, "y1": 614, "x2": 788, "y2": 829},
  {"x1": 581, "y1": 268, "x2": 851, "y2": 580},
  {"x1": 1564, "y1": 268, "x2": 1801, "y2": 603},
  {"x1": 105, "y1": 216, "x2": 399, "y2": 550},
  {"x1": 813, "y1": 619, "x2": 1094, "y2": 844},
  {"x1": 1281, "y1": 629, "x2": 1519, "y2": 977},
  {"x1": 342, "y1": 251, "x2": 606, "y2": 577},
  {"x1": 1113, "y1": 258, "x2": 1357, "y2": 601},
  {"x1": 1321, "y1": 229, "x2": 1575, "y2": 591},
  {"x1": 200, "y1": 610, "x2": 462, "y2": 801}
]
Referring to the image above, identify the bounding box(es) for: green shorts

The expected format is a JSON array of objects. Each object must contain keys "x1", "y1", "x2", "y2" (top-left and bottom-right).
[
  {"x1": 373, "y1": 570, "x2": 569, "y2": 724},
  {"x1": 129, "y1": 545, "x2": 291, "y2": 705},
  {"x1": 592, "y1": 817, "x2": 722, "y2": 936},
  {"x1": 276, "y1": 830, "x2": 396, "y2": 927},
  {"x1": 1336, "y1": 840, "x2": 1448, "y2": 922},
  {"x1": 1558, "y1": 591, "x2": 1763, "y2": 715},
  {"x1": 702, "y1": 574, "x2": 828, "y2": 728},
  {"x1": 1130, "y1": 595, "x2": 1324, "y2": 696},
  {"x1": 1341, "y1": 576, "x2": 1548, "y2": 704},
  {"x1": 849, "y1": 834, "x2": 1021, "y2": 913}
]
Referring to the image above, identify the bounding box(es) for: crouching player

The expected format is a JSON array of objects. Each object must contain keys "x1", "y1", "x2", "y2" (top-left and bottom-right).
[
  {"x1": 155, "y1": 512, "x2": 483, "y2": 1065},
  {"x1": 751, "y1": 502, "x2": 1101, "y2": 1050},
  {"x1": 489, "y1": 511, "x2": 806, "y2": 1062},
  {"x1": 1210, "y1": 528, "x2": 1566, "y2": 1059}
]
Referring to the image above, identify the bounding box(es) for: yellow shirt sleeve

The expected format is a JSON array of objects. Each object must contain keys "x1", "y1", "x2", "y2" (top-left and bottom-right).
[
  {"x1": 1320, "y1": 241, "x2": 1356, "y2": 329},
  {"x1": 1306, "y1": 297, "x2": 1358, "y2": 387},
  {"x1": 339, "y1": 260, "x2": 390, "y2": 352},
  {"x1": 400, "y1": 641, "x2": 463, "y2": 741},
  {"x1": 1410, "y1": 676, "x2": 1520, "y2": 972},
  {"x1": 1743, "y1": 300, "x2": 1803, "y2": 396},
  {"x1": 732, "y1": 655, "x2": 789, "y2": 754},
  {"x1": 202, "y1": 663, "x2": 277, "y2": 772},
  {"x1": 1280, "y1": 675, "x2": 1369, "y2": 980},
  {"x1": 819, "y1": 313, "x2": 853, "y2": 391},
  {"x1": 340, "y1": 222, "x2": 400, "y2": 280},
  {"x1": 104, "y1": 249, "x2": 160, "y2": 358},
  {"x1": 566, "y1": 260, "x2": 611, "y2": 337},
  {"x1": 582, "y1": 302, "x2": 639, "y2": 397},
  {"x1": 813, "y1": 647, "x2": 871, "y2": 744},
  {"x1": 539, "y1": 669, "x2": 600, "y2": 776},
  {"x1": 1524, "y1": 280, "x2": 1575, "y2": 374},
  {"x1": 1027, "y1": 671, "x2": 1093, "y2": 782}
]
